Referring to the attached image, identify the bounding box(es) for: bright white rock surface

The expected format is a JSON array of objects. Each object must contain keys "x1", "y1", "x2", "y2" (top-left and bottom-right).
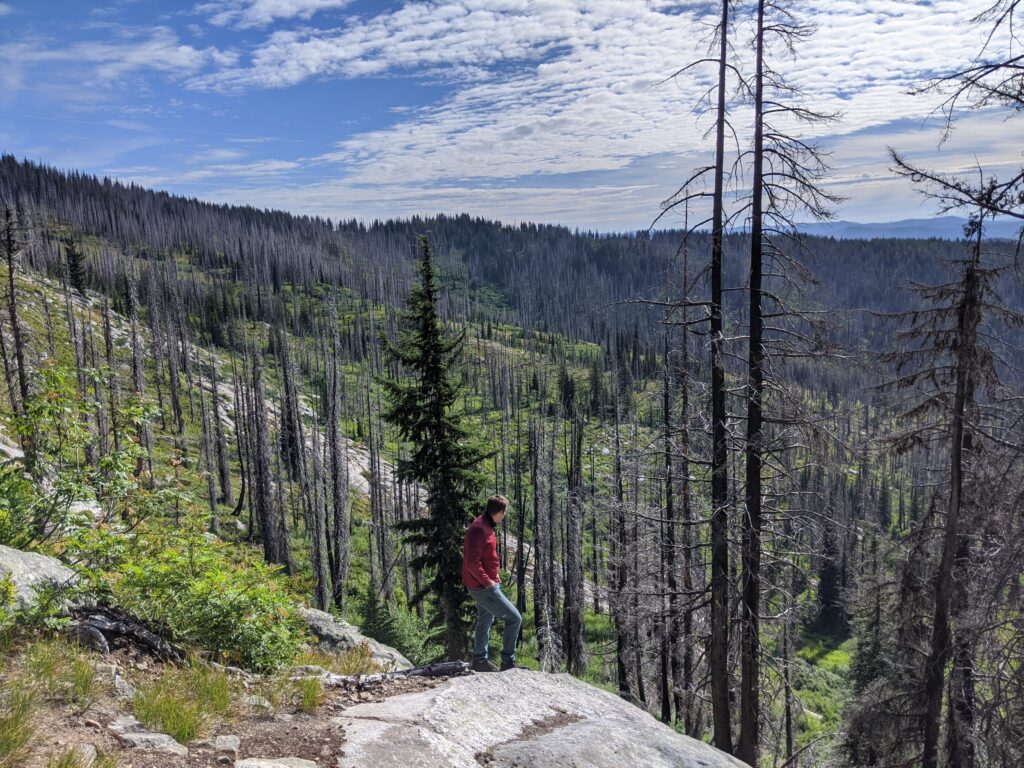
[{"x1": 336, "y1": 668, "x2": 747, "y2": 768}]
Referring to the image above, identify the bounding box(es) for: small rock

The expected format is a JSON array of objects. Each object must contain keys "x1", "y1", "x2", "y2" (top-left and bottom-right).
[
  {"x1": 213, "y1": 734, "x2": 241, "y2": 757},
  {"x1": 108, "y1": 715, "x2": 188, "y2": 757},
  {"x1": 113, "y1": 671, "x2": 136, "y2": 700},
  {"x1": 84, "y1": 719, "x2": 102, "y2": 730},
  {"x1": 108, "y1": 715, "x2": 144, "y2": 734},
  {"x1": 217, "y1": 757, "x2": 233, "y2": 766},
  {"x1": 121, "y1": 731, "x2": 189, "y2": 756},
  {"x1": 68, "y1": 624, "x2": 110, "y2": 654},
  {"x1": 210, "y1": 661, "x2": 254, "y2": 679},
  {"x1": 276, "y1": 712, "x2": 294, "y2": 723},
  {"x1": 290, "y1": 665, "x2": 331, "y2": 677},
  {"x1": 244, "y1": 694, "x2": 274, "y2": 714},
  {"x1": 236, "y1": 759, "x2": 319, "y2": 768}
]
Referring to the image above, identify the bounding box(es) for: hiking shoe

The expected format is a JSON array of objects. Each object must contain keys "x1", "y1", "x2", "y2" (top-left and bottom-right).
[
  {"x1": 500, "y1": 659, "x2": 527, "y2": 672},
  {"x1": 471, "y1": 657, "x2": 499, "y2": 673}
]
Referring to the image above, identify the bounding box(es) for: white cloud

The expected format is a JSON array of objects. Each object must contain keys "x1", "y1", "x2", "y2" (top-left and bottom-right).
[
  {"x1": 13, "y1": 0, "x2": 1015, "y2": 228},
  {"x1": 187, "y1": 0, "x2": 1001, "y2": 204},
  {"x1": 197, "y1": 0, "x2": 353, "y2": 29},
  {"x1": 179, "y1": 158, "x2": 301, "y2": 181},
  {"x1": 0, "y1": 4, "x2": 12, "y2": 16},
  {"x1": 0, "y1": 27, "x2": 234, "y2": 95},
  {"x1": 190, "y1": 147, "x2": 248, "y2": 163}
]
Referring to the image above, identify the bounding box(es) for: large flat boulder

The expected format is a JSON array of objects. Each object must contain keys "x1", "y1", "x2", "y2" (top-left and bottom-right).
[
  {"x1": 336, "y1": 669, "x2": 746, "y2": 768},
  {"x1": 300, "y1": 607, "x2": 413, "y2": 671},
  {"x1": 0, "y1": 544, "x2": 76, "y2": 607}
]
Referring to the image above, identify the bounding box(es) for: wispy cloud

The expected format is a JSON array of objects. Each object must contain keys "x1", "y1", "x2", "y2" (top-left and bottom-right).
[
  {"x1": 0, "y1": 4, "x2": 13, "y2": 17},
  {"x1": 189, "y1": 0, "x2": 584, "y2": 90},
  {"x1": 2, "y1": 0, "x2": 1011, "y2": 228},
  {"x1": 196, "y1": 0, "x2": 353, "y2": 29},
  {"x1": 180, "y1": 158, "x2": 300, "y2": 180},
  {"x1": 187, "y1": 0, "x2": 997, "y2": 196},
  {"x1": 0, "y1": 27, "x2": 234, "y2": 94},
  {"x1": 190, "y1": 147, "x2": 248, "y2": 163}
]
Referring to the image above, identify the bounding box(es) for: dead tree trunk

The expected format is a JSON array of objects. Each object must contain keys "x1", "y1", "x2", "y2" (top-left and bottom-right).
[
  {"x1": 737, "y1": 2, "x2": 766, "y2": 763},
  {"x1": 708, "y1": 0, "x2": 734, "y2": 752},
  {"x1": 564, "y1": 416, "x2": 586, "y2": 676}
]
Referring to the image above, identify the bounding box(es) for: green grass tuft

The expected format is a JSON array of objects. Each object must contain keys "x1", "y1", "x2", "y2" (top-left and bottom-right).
[
  {"x1": 23, "y1": 637, "x2": 102, "y2": 714},
  {"x1": 0, "y1": 683, "x2": 37, "y2": 768},
  {"x1": 133, "y1": 664, "x2": 237, "y2": 744},
  {"x1": 294, "y1": 676, "x2": 325, "y2": 713}
]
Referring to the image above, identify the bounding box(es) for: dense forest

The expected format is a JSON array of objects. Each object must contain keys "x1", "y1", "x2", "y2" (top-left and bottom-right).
[{"x1": 1, "y1": 1, "x2": 1023, "y2": 768}]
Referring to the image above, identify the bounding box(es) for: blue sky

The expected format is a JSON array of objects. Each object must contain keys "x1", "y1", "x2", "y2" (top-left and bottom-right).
[{"x1": 0, "y1": 0, "x2": 1015, "y2": 231}]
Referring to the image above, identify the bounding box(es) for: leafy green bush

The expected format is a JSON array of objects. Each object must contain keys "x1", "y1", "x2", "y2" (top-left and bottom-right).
[
  {"x1": 78, "y1": 513, "x2": 305, "y2": 672},
  {"x1": 1, "y1": 365, "x2": 159, "y2": 551},
  {"x1": 0, "y1": 576, "x2": 15, "y2": 652},
  {"x1": 358, "y1": 588, "x2": 442, "y2": 666}
]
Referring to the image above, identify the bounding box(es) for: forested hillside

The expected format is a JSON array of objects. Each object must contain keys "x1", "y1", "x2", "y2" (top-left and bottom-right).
[{"x1": 0, "y1": 143, "x2": 1021, "y2": 768}]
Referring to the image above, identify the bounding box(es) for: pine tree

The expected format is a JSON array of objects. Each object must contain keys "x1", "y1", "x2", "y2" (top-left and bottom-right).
[
  {"x1": 382, "y1": 236, "x2": 487, "y2": 662},
  {"x1": 62, "y1": 236, "x2": 87, "y2": 295}
]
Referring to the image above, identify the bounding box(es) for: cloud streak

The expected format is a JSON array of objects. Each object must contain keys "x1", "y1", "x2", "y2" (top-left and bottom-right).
[
  {"x1": 196, "y1": 0, "x2": 354, "y2": 29},
  {"x1": 1, "y1": 0, "x2": 1013, "y2": 230},
  {"x1": 0, "y1": 26, "x2": 234, "y2": 92},
  {"x1": 186, "y1": 0, "x2": 999, "y2": 197}
]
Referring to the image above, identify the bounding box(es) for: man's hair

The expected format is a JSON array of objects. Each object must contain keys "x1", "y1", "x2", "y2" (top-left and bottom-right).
[{"x1": 485, "y1": 494, "x2": 509, "y2": 517}]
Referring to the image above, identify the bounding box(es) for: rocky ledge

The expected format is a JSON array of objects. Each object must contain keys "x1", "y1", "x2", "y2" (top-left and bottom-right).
[{"x1": 337, "y1": 668, "x2": 745, "y2": 768}]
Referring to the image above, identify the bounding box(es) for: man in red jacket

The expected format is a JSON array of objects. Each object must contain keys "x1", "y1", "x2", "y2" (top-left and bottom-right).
[{"x1": 462, "y1": 494, "x2": 523, "y2": 672}]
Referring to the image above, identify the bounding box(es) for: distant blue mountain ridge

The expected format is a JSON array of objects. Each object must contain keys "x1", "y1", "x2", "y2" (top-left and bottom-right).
[{"x1": 795, "y1": 216, "x2": 1022, "y2": 240}]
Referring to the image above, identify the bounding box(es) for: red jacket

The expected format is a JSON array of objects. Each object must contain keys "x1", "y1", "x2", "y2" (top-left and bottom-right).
[{"x1": 461, "y1": 514, "x2": 499, "y2": 589}]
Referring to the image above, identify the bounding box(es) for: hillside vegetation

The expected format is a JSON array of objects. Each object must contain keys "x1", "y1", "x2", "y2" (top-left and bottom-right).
[{"x1": 0, "y1": 156, "x2": 1021, "y2": 767}]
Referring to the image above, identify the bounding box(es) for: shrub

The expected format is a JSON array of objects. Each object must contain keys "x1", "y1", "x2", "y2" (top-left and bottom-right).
[
  {"x1": 77, "y1": 512, "x2": 305, "y2": 672},
  {"x1": 358, "y1": 588, "x2": 441, "y2": 666},
  {"x1": 0, "y1": 465, "x2": 40, "y2": 550},
  {"x1": 0, "y1": 576, "x2": 15, "y2": 653}
]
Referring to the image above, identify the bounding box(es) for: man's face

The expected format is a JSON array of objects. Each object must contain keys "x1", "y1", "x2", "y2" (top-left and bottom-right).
[{"x1": 493, "y1": 508, "x2": 507, "y2": 524}]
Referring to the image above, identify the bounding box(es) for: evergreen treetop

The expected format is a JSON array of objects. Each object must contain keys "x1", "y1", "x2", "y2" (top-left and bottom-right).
[{"x1": 381, "y1": 235, "x2": 488, "y2": 661}]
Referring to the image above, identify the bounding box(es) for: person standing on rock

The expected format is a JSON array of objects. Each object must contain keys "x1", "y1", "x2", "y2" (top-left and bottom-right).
[{"x1": 462, "y1": 494, "x2": 524, "y2": 672}]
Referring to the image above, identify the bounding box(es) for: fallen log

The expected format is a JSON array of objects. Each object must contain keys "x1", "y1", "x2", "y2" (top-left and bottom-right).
[
  {"x1": 68, "y1": 604, "x2": 185, "y2": 662},
  {"x1": 305, "y1": 660, "x2": 471, "y2": 688}
]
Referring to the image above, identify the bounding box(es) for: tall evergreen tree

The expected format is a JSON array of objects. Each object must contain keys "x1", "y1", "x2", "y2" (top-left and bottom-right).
[{"x1": 382, "y1": 236, "x2": 487, "y2": 661}]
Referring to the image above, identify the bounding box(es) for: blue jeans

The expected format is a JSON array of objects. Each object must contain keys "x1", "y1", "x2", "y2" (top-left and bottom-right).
[{"x1": 468, "y1": 584, "x2": 522, "y2": 662}]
